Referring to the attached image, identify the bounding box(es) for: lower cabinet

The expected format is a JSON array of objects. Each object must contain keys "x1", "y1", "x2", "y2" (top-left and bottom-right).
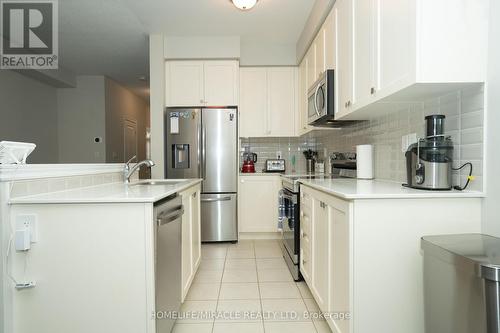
[
  {"x1": 238, "y1": 175, "x2": 281, "y2": 233},
  {"x1": 180, "y1": 183, "x2": 201, "y2": 302},
  {"x1": 300, "y1": 185, "x2": 352, "y2": 333}
]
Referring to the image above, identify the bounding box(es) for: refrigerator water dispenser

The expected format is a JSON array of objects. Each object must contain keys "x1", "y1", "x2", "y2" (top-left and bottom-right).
[{"x1": 172, "y1": 144, "x2": 190, "y2": 169}]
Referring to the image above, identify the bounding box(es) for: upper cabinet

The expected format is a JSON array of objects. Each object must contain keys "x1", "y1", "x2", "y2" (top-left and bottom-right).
[
  {"x1": 335, "y1": 0, "x2": 489, "y2": 120},
  {"x1": 239, "y1": 67, "x2": 297, "y2": 138},
  {"x1": 335, "y1": 0, "x2": 353, "y2": 116},
  {"x1": 165, "y1": 60, "x2": 239, "y2": 107}
]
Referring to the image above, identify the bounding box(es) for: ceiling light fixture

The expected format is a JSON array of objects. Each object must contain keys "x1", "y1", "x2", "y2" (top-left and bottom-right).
[{"x1": 231, "y1": 0, "x2": 258, "y2": 11}]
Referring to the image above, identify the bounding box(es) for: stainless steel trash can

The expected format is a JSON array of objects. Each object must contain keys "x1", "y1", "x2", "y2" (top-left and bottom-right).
[{"x1": 421, "y1": 234, "x2": 500, "y2": 333}]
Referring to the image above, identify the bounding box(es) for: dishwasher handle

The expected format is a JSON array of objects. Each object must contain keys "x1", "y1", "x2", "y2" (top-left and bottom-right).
[{"x1": 157, "y1": 205, "x2": 184, "y2": 226}]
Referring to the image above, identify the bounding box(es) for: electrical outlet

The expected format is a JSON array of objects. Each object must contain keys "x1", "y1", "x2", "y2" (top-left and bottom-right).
[
  {"x1": 16, "y1": 214, "x2": 37, "y2": 243},
  {"x1": 408, "y1": 133, "x2": 417, "y2": 146},
  {"x1": 401, "y1": 135, "x2": 408, "y2": 153}
]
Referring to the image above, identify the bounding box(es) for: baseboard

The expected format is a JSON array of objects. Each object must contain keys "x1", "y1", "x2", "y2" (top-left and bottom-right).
[{"x1": 239, "y1": 232, "x2": 281, "y2": 240}]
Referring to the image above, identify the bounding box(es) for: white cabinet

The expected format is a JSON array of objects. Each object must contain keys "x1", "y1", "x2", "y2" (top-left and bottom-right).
[
  {"x1": 180, "y1": 183, "x2": 201, "y2": 302},
  {"x1": 311, "y1": 196, "x2": 330, "y2": 312},
  {"x1": 335, "y1": 0, "x2": 353, "y2": 116},
  {"x1": 268, "y1": 67, "x2": 297, "y2": 136},
  {"x1": 204, "y1": 61, "x2": 239, "y2": 106},
  {"x1": 165, "y1": 61, "x2": 205, "y2": 107},
  {"x1": 297, "y1": 58, "x2": 312, "y2": 136},
  {"x1": 336, "y1": 0, "x2": 488, "y2": 120},
  {"x1": 300, "y1": 190, "x2": 313, "y2": 284},
  {"x1": 324, "y1": 10, "x2": 336, "y2": 71},
  {"x1": 313, "y1": 31, "x2": 325, "y2": 81},
  {"x1": 300, "y1": 184, "x2": 482, "y2": 333},
  {"x1": 352, "y1": 0, "x2": 374, "y2": 109},
  {"x1": 301, "y1": 185, "x2": 353, "y2": 333},
  {"x1": 239, "y1": 68, "x2": 267, "y2": 137},
  {"x1": 238, "y1": 175, "x2": 280, "y2": 233},
  {"x1": 306, "y1": 47, "x2": 316, "y2": 90},
  {"x1": 166, "y1": 60, "x2": 239, "y2": 107},
  {"x1": 239, "y1": 67, "x2": 297, "y2": 138}
]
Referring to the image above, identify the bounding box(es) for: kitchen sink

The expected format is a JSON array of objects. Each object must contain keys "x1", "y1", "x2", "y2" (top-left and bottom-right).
[{"x1": 129, "y1": 180, "x2": 189, "y2": 186}]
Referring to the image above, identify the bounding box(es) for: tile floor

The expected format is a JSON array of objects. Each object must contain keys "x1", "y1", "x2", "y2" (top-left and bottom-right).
[{"x1": 173, "y1": 239, "x2": 332, "y2": 333}]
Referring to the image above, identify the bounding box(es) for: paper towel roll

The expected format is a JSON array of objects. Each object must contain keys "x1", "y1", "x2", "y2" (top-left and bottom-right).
[{"x1": 356, "y1": 145, "x2": 374, "y2": 179}]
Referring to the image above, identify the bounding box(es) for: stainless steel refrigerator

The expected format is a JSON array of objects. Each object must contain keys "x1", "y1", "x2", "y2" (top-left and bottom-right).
[{"x1": 165, "y1": 107, "x2": 238, "y2": 242}]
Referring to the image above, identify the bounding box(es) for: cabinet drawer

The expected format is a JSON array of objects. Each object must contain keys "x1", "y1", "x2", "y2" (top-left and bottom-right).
[
  {"x1": 300, "y1": 247, "x2": 312, "y2": 283},
  {"x1": 301, "y1": 191, "x2": 313, "y2": 209},
  {"x1": 300, "y1": 227, "x2": 311, "y2": 254}
]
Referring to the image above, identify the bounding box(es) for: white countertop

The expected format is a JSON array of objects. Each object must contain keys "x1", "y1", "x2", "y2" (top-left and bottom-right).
[
  {"x1": 299, "y1": 178, "x2": 485, "y2": 199},
  {"x1": 9, "y1": 179, "x2": 202, "y2": 204}
]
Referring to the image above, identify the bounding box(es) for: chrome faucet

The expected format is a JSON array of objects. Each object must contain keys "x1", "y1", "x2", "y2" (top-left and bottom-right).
[{"x1": 124, "y1": 156, "x2": 155, "y2": 183}]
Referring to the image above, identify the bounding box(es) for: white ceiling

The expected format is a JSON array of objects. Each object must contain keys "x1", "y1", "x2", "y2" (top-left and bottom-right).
[{"x1": 57, "y1": 0, "x2": 316, "y2": 98}]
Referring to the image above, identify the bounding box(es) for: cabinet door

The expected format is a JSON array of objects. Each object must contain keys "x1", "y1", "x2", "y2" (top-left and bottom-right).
[
  {"x1": 335, "y1": 0, "x2": 353, "y2": 115},
  {"x1": 191, "y1": 187, "x2": 201, "y2": 270},
  {"x1": 239, "y1": 68, "x2": 268, "y2": 137},
  {"x1": 376, "y1": 0, "x2": 412, "y2": 93},
  {"x1": 306, "y1": 46, "x2": 316, "y2": 90},
  {"x1": 311, "y1": 197, "x2": 329, "y2": 312},
  {"x1": 204, "y1": 61, "x2": 239, "y2": 106},
  {"x1": 324, "y1": 10, "x2": 336, "y2": 71},
  {"x1": 314, "y1": 31, "x2": 325, "y2": 80},
  {"x1": 328, "y1": 197, "x2": 351, "y2": 333},
  {"x1": 181, "y1": 191, "x2": 193, "y2": 301},
  {"x1": 238, "y1": 176, "x2": 279, "y2": 233},
  {"x1": 352, "y1": 0, "x2": 374, "y2": 107},
  {"x1": 166, "y1": 61, "x2": 204, "y2": 107},
  {"x1": 268, "y1": 67, "x2": 296, "y2": 137},
  {"x1": 298, "y1": 59, "x2": 311, "y2": 135}
]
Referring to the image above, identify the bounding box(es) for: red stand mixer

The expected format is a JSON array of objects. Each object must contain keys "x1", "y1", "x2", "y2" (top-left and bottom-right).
[{"x1": 241, "y1": 152, "x2": 257, "y2": 173}]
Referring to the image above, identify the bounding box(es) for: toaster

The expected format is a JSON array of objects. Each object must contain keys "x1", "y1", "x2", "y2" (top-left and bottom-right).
[{"x1": 265, "y1": 159, "x2": 286, "y2": 173}]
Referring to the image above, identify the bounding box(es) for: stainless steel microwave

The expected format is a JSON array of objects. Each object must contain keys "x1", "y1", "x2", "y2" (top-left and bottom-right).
[
  {"x1": 308, "y1": 70, "x2": 335, "y2": 126},
  {"x1": 308, "y1": 69, "x2": 359, "y2": 128}
]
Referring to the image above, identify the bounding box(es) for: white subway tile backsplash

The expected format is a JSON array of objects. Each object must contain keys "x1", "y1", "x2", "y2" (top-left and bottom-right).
[
  {"x1": 317, "y1": 85, "x2": 485, "y2": 191},
  {"x1": 240, "y1": 85, "x2": 484, "y2": 191}
]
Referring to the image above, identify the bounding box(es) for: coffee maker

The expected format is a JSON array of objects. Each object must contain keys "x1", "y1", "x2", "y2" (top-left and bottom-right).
[{"x1": 405, "y1": 115, "x2": 454, "y2": 190}]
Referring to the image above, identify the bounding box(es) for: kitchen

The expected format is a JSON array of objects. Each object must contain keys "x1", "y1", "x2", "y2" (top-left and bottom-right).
[{"x1": 0, "y1": 0, "x2": 499, "y2": 333}]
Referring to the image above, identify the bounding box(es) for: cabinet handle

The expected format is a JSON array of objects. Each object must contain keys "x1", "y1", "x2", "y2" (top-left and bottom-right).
[
  {"x1": 371, "y1": 87, "x2": 376, "y2": 95},
  {"x1": 193, "y1": 192, "x2": 197, "y2": 198}
]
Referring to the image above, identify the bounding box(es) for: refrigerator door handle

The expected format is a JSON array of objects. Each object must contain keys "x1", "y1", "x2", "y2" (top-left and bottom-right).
[
  {"x1": 201, "y1": 196, "x2": 232, "y2": 203},
  {"x1": 202, "y1": 124, "x2": 207, "y2": 181},
  {"x1": 197, "y1": 117, "x2": 201, "y2": 179}
]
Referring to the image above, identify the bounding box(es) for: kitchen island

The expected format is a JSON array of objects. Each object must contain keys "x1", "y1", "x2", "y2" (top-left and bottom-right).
[{"x1": 5, "y1": 176, "x2": 202, "y2": 333}]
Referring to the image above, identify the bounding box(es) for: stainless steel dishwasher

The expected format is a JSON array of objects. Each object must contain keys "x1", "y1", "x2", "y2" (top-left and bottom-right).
[{"x1": 154, "y1": 194, "x2": 183, "y2": 333}]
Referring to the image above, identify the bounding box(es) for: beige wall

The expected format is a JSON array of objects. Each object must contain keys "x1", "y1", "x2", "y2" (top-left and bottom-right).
[
  {"x1": 56, "y1": 76, "x2": 150, "y2": 170},
  {"x1": 105, "y1": 78, "x2": 150, "y2": 164},
  {"x1": 57, "y1": 76, "x2": 106, "y2": 163},
  {"x1": 0, "y1": 70, "x2": 59, "y2": 163}
]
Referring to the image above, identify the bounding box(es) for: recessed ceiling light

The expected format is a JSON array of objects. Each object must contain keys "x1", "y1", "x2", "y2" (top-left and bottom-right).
[{"x1": 231, "y1": 0, "x2": 258, "y2": 11}]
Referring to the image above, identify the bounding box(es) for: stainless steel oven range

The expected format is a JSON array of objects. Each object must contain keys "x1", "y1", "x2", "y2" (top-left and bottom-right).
[{"x1": 279, "y1": 174, "x2": 339, "y2": 281}]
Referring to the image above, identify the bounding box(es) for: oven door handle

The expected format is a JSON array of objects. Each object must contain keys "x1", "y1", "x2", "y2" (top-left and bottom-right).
[{"x1": 279, "y1": 189, "x2": 298, "y2": 204}]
